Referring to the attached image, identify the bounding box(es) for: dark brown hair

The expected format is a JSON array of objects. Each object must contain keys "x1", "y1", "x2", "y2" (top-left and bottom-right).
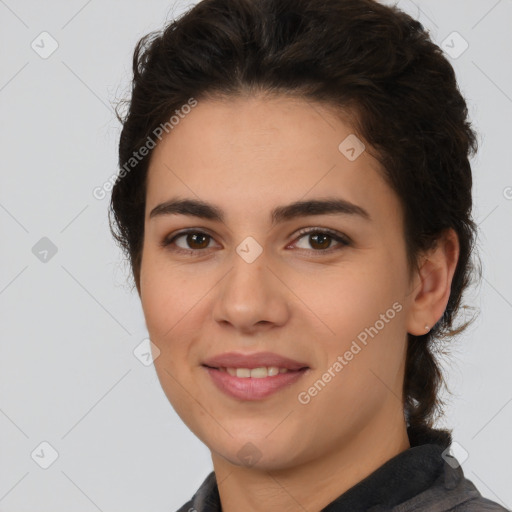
[{"x1": 110, "y1": 0, "x2": 479, "y2": 443}]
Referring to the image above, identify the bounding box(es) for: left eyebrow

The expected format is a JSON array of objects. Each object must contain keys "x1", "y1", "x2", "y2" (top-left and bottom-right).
[{"x1": 149, "y1": 197, "x2": 371, "y2": 225}]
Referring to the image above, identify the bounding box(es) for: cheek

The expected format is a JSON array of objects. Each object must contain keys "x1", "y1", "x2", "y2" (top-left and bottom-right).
[
  {"x1": 140, "y1": 259, "x2": 203, "y2": 423},
  {"x1": 302, "y1": 266, "x2": 403, "y2": 342},
  {"x1": 140, "y1": 253, "x2": 195, "y2": 340},
  {"x1": 304, "y1": 259, "x2": 408, "y2": 389},
  {"x1": 295, "y1": 286, "x2": 407, "y2": 445},
  {"x1": 139, "y1": 253, "x2": 215, "y2": 384}
]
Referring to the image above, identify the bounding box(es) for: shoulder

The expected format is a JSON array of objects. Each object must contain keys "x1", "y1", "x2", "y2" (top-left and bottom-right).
[
  {"x1": 394, "y1": 457, "x2": 509, "y2": 512},
  {"x1": 449, "y1": 498, "x2": 510, "y2": 511},
  {"x1": 449, "y1": 496, "x2": 510, "y2": 511},
  {"x1": 441, "y1": 458, "x2": 509, "y2": 512}
]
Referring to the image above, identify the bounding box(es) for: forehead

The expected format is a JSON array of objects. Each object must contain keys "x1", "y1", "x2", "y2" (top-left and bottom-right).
[{"x1": 145, "y1": 94, "x2": 401, "y2": 226}]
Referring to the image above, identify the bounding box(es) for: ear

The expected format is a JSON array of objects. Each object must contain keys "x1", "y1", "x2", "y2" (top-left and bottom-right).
[{"x1": 406, "y1": 228, "x2": 460, "y2": 336}]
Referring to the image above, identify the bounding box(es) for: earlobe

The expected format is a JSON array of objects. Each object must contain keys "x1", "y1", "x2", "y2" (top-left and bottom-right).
[{"x1": 406, "y1": 229, "x2": 460, "y2": 336}]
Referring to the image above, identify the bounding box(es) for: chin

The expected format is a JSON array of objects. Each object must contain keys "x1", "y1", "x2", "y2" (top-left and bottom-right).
[{"x1": 209, "y1": 434, "x2": 305, "y2": 472}]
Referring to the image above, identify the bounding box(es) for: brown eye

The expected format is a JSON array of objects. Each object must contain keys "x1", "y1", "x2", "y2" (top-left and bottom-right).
[
  {"x1": 308, "y1": 232, "x2": 332, "y2": 250},
  {"x1": 293, "y1": 228, "x2": 350, "y2": 252},
  {"x1": 161, "y1": 230, "x2": 215, "y2": 252},
  {"x1": 184, "y1": 233, "x2": 210, "y2": 249}
]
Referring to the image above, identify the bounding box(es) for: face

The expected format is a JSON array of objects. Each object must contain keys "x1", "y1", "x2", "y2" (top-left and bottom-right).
[{"x1": 139, "y1": 94, "x2": 415, "y2": 471}]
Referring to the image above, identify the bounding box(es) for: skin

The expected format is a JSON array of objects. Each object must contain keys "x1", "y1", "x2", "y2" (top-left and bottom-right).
[{"x1": 138, "y1": 93, "x2": 459, "y2": 512}]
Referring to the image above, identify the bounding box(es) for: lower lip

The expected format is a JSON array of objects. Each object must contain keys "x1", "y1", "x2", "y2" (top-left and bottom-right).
[{"x1": 203, "y1": 366, "x2": 309, "y2": 401}]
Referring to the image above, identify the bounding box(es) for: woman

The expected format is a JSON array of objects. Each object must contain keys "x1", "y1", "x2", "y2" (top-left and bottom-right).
[{"x1": 110, "y1": 0, "x2": 507, "y2": 510}]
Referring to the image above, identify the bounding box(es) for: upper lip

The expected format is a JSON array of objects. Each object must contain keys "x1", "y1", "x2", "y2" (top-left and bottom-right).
[{"x1": 202, "y1": 351, "x2": 309, "y2": 371}]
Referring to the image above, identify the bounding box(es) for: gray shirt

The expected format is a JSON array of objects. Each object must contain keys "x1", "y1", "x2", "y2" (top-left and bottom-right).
[{"x1": 177, "y1": 426, "x2": 509, "y2": 511}]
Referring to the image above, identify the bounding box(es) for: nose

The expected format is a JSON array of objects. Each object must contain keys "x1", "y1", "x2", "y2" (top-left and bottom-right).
[{"x1": 212, "y1": 248, "x2": 291, "y2": 335}]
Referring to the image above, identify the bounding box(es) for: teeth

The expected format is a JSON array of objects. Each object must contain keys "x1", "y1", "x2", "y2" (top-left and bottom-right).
[
  {"x1": 237, "y1": 368, "x2": 251, "y2": 378},
  {"x1": 220, "y1": 366, "x2": 290, "y2": 378}
]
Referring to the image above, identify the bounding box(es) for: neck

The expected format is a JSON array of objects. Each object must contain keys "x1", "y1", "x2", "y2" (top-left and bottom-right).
[{"x1": 211, "y1": 408, "x2": 411, "y2": 512}]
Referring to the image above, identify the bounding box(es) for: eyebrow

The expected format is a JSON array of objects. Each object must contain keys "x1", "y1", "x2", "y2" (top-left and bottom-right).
[{"x1": 149, "y1": 197, "x2": 371, "y2": 225}]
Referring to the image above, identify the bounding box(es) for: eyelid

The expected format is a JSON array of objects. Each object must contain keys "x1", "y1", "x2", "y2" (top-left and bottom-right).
[
  {"x1": 290, "y1": 226, "x2": 351, "y2": 248},
  {"x1": 160, "y1": 228, "x2": 220, "y2": 251},
  {"x1": 160, "y1": 226, "x2": 351, "y2": 253}
]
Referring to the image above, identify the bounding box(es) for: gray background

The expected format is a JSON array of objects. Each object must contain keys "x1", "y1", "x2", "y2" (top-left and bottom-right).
[{"x1": 0, "y1": 0, "x2": 511, "y2": 511}]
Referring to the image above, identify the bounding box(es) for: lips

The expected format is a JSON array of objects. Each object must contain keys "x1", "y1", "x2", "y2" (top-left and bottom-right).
[
  {"x1": 202, "y1": 351, "x2": 311, "y2": 400},
  {"x1": 202, "y1": 351, "x2": 310, "y2": 371}
]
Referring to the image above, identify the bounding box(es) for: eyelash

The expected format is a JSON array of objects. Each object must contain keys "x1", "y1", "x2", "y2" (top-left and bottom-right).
[{"x1": 160, "y1": 227, "x2": 351, "y2": 256}]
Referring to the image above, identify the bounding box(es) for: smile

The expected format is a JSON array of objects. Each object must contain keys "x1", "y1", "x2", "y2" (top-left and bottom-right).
[
  {"x1": 218, "y1": 366, "x2": 292, "y2": 377},
  {"x1": 203, "y1": 365, "x2": 309, "y2": 400}
]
